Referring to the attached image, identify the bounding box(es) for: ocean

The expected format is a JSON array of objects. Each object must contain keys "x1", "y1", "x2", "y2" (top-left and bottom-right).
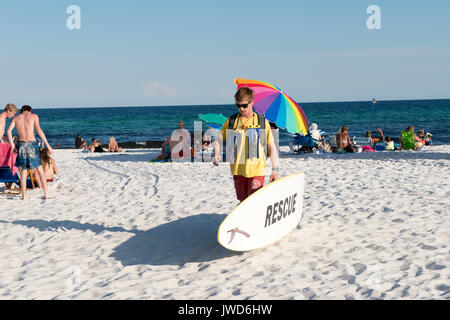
[{"x1": 4, "y1": 99, "x2": 450, "y2": 148}]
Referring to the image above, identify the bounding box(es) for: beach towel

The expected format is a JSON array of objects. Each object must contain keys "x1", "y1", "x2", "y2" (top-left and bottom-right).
[{"x1": 361, "y1": 145, "x2": 375, "y2": 152}]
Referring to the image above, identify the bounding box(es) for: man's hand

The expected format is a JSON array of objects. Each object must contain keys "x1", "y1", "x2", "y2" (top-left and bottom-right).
[
  {"x1": 269, "y1": 171, "x2": 279, "y2": 183},
  {"x1": 48, "y1": 146, "x2": 55, "y2": 155}
]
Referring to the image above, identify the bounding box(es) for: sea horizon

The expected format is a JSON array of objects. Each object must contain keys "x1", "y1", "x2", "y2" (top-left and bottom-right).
[
  {"x1": 4, "y1": 98, "x2": 450, "y2": 148},
  {"x1": 32, "y1": 97, "x2": 450, "y2": 110}
]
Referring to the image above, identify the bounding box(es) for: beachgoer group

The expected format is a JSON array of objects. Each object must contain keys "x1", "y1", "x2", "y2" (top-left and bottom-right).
[
  {"x1": 3, "y1": 104, "x2": 54, "y2": 200},
  {"x1": 297, "y1": 123, "x2": 433, "y2": 153}
]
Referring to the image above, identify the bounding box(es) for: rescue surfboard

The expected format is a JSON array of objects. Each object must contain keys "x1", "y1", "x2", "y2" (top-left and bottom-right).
[{"x1": 217, "y1": 172, "x2": 305, "y2": 251}]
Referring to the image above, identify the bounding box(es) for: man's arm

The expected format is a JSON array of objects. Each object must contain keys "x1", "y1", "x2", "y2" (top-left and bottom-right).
[
  {"x1": 7, "y1": 119, "x2": 16, "y2": 152},
  {"x1": 34, "y1": 115, "x2": 53, "y2": 153},
  {"x1": 212, "y1": 136, "x2": 223, "y2": 166},
  {"x1": 267, "y1": 139, "x2": 279, "y2": 182},
  {"x1": 0, "y1": 117, "x2": 5, "y2": 142},
  {"x1": 377, "y1": 128, "x2": 385, "y2": 141},
  {"x1": 266, "y1": 125, "x2": 279, "y2": 182},
  {"x1": 213, "y1": 121, "x2": 228, "y2": 166}
]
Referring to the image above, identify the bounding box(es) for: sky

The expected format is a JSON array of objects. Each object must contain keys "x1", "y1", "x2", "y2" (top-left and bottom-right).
[{"x1": 0, "y1": 0, "x2": 449, "y2": 108}]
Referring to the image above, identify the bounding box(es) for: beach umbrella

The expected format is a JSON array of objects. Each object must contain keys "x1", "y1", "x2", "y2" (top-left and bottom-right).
[
  {"x1": 234, "y1": 78, "x2": 309, "y2": 134},
  {"x1": 198, "y1": 113, "x2": 228, "y2": 130}
]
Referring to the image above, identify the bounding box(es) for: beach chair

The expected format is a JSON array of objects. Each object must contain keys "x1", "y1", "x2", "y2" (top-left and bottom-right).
[
  {"x1": 352, "y1": 136, "x2": 372, "y2": 147},
  {"x1": 0, "y1": 167, "x2": 37, "y2": 195},
  {"x1": 290, "y1": 132, "x2": 319, "y2": 153},
  {"x1": 0, "y1": 166, "x2": 21, "y2": 195},
  {"x1": 401, "y1": 131, "x2": 415, "y2": 150}
]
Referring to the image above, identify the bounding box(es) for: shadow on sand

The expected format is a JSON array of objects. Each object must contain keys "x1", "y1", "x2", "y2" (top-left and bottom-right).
[
  {"x1": 0, "y1": 219, "x2": 134, "y2": 234},
  {"x1": 84, "y1": 150, "x2": 161, "y2": 163},
  {"x1": 0, "y1": 213, "x2": 238, "y2": 266},
  {"x1": 109, "y1": 213, "x2": 239, "y2": 266}
]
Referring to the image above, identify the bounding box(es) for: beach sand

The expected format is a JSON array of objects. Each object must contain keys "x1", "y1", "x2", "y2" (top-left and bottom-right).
[{"x1": 0, "y1": 146, "x2": 449, "y2": 300}]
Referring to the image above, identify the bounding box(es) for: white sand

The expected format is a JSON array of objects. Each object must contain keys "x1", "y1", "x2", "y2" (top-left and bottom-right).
[{"x1": 0, "y1": 146, "x2": 449, "y2": 300}]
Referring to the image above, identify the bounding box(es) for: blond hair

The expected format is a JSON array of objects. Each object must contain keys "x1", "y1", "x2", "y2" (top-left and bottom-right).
[{"x1": 5, "y1": 103, "x2": 18, "y2": 113}]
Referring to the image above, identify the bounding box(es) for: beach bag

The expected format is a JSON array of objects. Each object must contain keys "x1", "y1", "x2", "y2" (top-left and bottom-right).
[{"x1": 401, "y1": 130, "x2": 415, "y2": 150}]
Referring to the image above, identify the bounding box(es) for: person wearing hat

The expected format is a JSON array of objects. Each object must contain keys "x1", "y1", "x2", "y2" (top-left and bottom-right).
[{"x1": 309, "y1": 123, "x2": 322, "y2": 142}]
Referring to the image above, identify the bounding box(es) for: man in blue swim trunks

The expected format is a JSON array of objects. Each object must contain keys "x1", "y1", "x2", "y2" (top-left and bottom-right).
[{"x1": 7, "y1": 105, "x2": 54, "y2": 200}]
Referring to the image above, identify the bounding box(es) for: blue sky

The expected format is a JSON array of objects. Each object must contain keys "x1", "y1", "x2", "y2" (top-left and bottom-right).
[{"x1": 0, "y1": 0, "x2": 449, "y2": 108}]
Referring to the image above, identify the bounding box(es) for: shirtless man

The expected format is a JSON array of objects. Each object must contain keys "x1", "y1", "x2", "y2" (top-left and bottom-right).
[
  {"x1": 161, "y1": 120, "x2": 191, "y2": 161},
  {"x1": 7, "y1": 105, "x2": 54, "y2": 200},
  {"x1": 0, "y1": 104, "x2": 18, "y2": 142}
]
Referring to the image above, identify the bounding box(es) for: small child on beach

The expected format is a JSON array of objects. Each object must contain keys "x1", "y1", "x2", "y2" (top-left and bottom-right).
[{"x1": 384, "y1": 136, "x2": 395, "y2": 150}]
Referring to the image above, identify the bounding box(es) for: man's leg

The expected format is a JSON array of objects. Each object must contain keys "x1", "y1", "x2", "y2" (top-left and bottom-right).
[
  {"x1": 20, "y1": 169, "x2": 28, "y2": 200},
  {"x1": 35, "y1": 166, "x2": 49, "y2": 199},
  {"x1": 233, "y1": 175, "x2": 248, "y2": 202}
]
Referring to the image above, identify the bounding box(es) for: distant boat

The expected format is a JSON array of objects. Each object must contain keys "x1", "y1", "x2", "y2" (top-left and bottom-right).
[{"x1": 372, "y1": 98, "x2": 377, "y2": 104}]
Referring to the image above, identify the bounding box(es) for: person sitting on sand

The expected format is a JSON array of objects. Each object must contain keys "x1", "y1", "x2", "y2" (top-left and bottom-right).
[
  {"x1": 31, "y1": 147, "x2": 58, "y2": 187},
  {"x1": 417, "y1": 129, "x2": 431, "y2": 147},
  {"x1": 75, "y1": 134, "x2": 87, "y2": 149},
  {"x1": 400, "y1": 126, "x2": 422, "y2": 150},
  {"x1": 424, "y1": 132, "x2": 433, "y2": 146},
  {"x1": 41, "y1": 148, "x2": 58, "y2": 183},
  {"x1": 310, "y1": 123, "x2": 322, "y2": 142},
  {"x1": 161, "y1": 120, "x2": 191, "y2": 161},
  {"x1": 89, "y1": 138, "x2": 106, "y2": 153},
  {"x1": 365, "y1": 128, "x2": 385, "y2": 148},
  {"x1": 384, "y1": 136, "x2": 395, "y2": 151},
  {"x1": 336, "y1": 126, "x2": 355, "y2": 152},
  {"x1": 108, "y1": 136, "x2": 122, "y2": 152}
]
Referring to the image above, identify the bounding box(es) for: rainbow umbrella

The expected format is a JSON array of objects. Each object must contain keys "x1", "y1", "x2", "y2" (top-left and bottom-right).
[{"x1": 234, "y1": 78, "x2": 308, "y2": 134}]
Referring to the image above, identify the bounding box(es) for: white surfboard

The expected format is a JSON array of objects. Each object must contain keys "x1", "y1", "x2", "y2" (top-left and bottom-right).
[{"x1": 217, "y1": 172, "x2": 305, "y2": 251}]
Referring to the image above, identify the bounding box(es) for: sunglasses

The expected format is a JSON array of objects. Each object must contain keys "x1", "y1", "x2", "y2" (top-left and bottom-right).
[{"x1": 236, "y1": 102, "x2": 252, "y2": 109}]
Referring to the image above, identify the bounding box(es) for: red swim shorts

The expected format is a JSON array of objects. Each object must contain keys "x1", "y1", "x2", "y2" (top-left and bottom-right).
[{"x1": 233, "y1": 175, "x2": 265, "y2": 202}]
